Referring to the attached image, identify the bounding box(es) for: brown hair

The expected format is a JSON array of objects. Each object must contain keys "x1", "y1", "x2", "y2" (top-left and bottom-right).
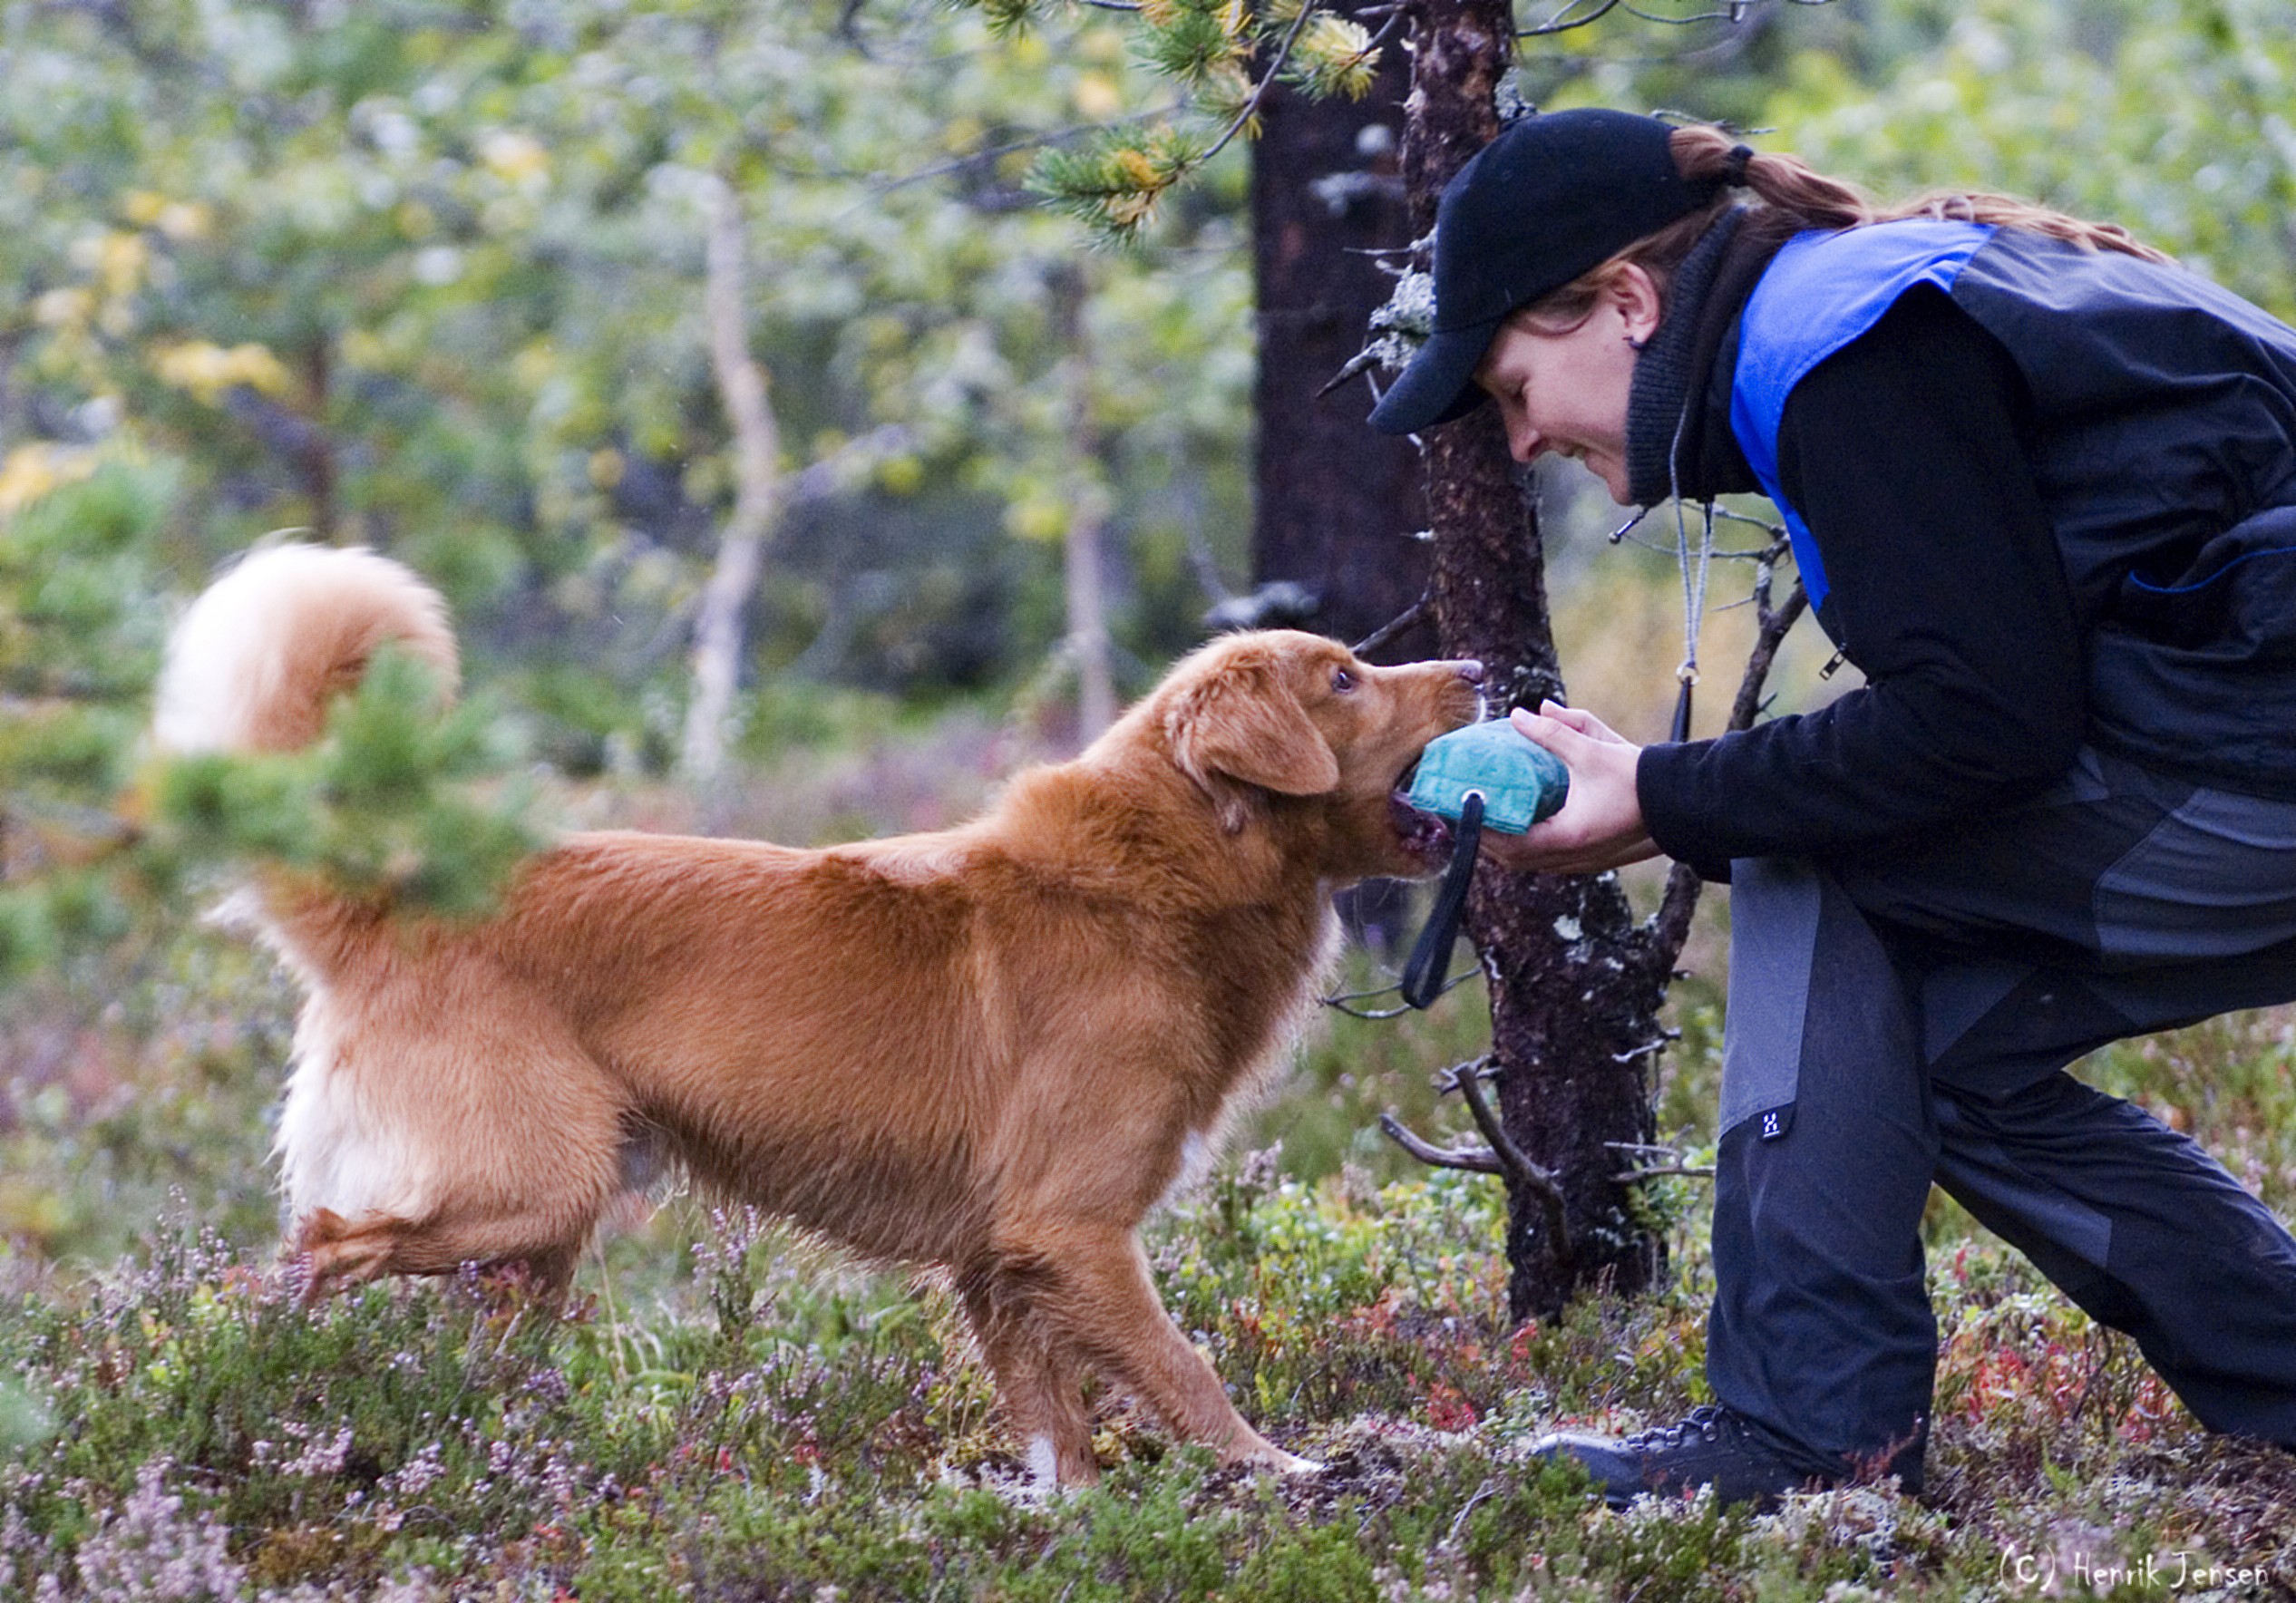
[{"x1": 1514, "y1": 122, "x2": 2171, "y2": 334}]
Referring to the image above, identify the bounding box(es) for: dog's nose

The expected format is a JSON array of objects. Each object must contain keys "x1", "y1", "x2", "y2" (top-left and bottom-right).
[{"x1": 1454, "y1": 659, "x2": 1484, "y2": 685}]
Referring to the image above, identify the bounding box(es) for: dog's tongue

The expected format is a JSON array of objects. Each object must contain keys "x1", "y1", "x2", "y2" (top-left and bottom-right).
[{"x1": 1387, "y1": 792, "x2": 1454, "y2": 861}]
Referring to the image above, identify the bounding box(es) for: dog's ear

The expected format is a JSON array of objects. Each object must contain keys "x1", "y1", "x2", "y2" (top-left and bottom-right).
[{"x1": 1165, "y1": 657, "x2": 1341, "y2": 833}]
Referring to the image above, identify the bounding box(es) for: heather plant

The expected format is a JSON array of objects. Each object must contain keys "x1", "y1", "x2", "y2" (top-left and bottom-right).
[
  {"x1": 4, "y1": 1089, "x2": 2293, "y2": 1598},
  {"x1": 9, "y1": 689, "x2": 2296, "y2": 1597}
]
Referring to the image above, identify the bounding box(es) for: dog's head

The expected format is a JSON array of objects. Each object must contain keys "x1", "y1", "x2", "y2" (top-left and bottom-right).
[{"x1": 1156, "y1": 630, "x2": 1484, "y2": 879}]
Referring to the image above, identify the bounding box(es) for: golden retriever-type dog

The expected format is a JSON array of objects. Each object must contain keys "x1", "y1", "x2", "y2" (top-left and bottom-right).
[{"x1": 154, "y1": 544, "x2": 1483, "y2": 1485}]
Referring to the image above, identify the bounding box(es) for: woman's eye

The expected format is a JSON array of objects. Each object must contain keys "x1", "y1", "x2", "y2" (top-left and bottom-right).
[{"x1": 1332, "y1": 667, "x2": 1356, "y2": 693}]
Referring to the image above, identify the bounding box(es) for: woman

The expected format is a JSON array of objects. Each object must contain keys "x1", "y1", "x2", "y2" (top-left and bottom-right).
[{"x1": 1371, "y1": 107, "x2": 2296, "y2": 1508}]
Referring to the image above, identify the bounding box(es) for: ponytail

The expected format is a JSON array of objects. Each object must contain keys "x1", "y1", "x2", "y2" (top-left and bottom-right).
[
  {"x1": 1668, "y1": 123, "x2": 2171, "y2": 264},
  {"x1": 1514, "y1": 122, "x2": 2170, "y2": 332}
]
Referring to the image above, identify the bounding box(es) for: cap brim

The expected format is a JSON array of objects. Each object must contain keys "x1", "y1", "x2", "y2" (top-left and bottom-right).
[{"x1": 1367, "y1": 318, "x2": 1502, "y2": 435}]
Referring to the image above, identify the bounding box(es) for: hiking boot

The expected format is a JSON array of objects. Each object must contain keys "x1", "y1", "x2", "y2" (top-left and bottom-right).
[{"x1": 1531, "y1": 1404, "x2": 1895, "y2": 1511}]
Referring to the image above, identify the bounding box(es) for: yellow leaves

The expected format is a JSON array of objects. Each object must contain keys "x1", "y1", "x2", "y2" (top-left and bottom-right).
[
  {"x1": 511, "y1": 339, "x2": 559, "y2": 391},
  {"x1": 102, "y1": 233, "x2": 144, "y2": 298},
  {"x1": 1073, "y1": 71, "x2": 1124, "y2": 121},
  {"x1": 943, "y1": 115, "x2": 985, "y2": 156},
  {"x1": 33, "y1": 288, "x2": 92, "y2": 329},
  {"x1": 1114, "y1": 147, "x2": 1163, "y2": 189},
  {"x1": 155, "y1": 201, "x2": 211, "y2": 241},
  {"x1": 876, "y1": 454, "x2": 925, "y2": 496},
  {"x1": 1005, "y1": 489, "x2": 1068, "y2": 541},
  {"x1": 477, "y1": 129, "x2": 550, "y2": 185},
  {"x1": 1200, "y1": 59, "x2": 1252, "y2": 116},
  {"x1": 0, "y1": 1174, "x2": 68, "y2": 1251},
  {"x1": 151, "y1": 341, "x2": 297, "y2": 404},
  {"x1": 339, "y1": 328, "x2": 388, "y2": 369},
  {"x1": 1294, "y1": 14, "x2": 1378, "y2": 100},
  {"x1": 1103, "y1": 189, "x2": 1161, "y2": 230},
  {"x1": 0, "y1": 443, "x2": 100, "y2": 520},
  {"x1": 73, "y1": 230, "x2": 150, "y2": 300},
  {"x1": 121, "y1": 190, "x2": 211, "y2": 239}
]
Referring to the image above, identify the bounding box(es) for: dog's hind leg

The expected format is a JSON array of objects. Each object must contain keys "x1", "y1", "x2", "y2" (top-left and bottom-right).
[
  {"x1": 280, "y1": 973, "x2": 626, "y2": 1298},
  {"x1": 292, "y1": 1200, "x2": 596, "y2": 1300},
  {"x1": 957, "y1": 1268, "x2": 1097, "y2": 1488},
  {"x1": 1014, "y1": 1226, "x2": 1322, "y2": 1475}
]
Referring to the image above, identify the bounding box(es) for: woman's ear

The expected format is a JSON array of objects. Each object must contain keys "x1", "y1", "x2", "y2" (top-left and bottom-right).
[{"x1": 1613, "y1": 262, "x2": 1664, "y2": 347}]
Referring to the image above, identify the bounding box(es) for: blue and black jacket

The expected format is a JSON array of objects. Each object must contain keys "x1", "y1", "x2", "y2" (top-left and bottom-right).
[{"x1": 1635, "y1": 219, "x2": 2296, "y2": 877}]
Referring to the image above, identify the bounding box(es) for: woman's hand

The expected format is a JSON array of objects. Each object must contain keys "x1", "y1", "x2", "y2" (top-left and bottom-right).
[{"x1": 1477, "y1": 700, "x2": 1664, "y2": 875}]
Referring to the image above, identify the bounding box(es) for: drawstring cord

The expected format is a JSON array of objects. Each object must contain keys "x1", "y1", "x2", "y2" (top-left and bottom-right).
[{"x1": 1666, "y1": 399, "x2": 1716, "y2": 743}]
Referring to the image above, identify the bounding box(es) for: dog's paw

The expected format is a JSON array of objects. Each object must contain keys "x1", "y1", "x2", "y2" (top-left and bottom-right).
[{"x1": 1268, "y1": 1448, "x2": 1327, "y2": 1476}]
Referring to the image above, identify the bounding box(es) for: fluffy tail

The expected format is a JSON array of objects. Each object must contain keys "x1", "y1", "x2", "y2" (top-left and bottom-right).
[{"x1": 155, "y1": 544, "x2": 458, "y2": 756}]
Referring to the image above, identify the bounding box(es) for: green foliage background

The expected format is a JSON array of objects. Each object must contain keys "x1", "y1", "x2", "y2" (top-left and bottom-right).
[{"x1": 5, "y1": 0, "x2": 2296, "y2": 1593}]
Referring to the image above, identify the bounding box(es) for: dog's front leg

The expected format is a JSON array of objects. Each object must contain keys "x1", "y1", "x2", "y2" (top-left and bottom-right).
[
  {"x1": 1024, "y1": 1226, "x2": 1322, "y2": 1476},
  {"x1": 957, "y1": 1270, "x2": 1098, "y2": 1488}
]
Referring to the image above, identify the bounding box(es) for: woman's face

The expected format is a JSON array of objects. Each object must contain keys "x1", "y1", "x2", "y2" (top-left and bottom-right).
[{"x1": 1471, "y1": 265, "x2": 1662, "y2": 505}]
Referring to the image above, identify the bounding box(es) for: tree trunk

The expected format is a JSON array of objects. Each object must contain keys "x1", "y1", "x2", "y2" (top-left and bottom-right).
[
  {"x1": 683, "y1": 177, "x2": 783, "y2": 804},
  {"x1": 1400, "y1": 0, "x2": 1671, "y2": 1322},
  {"x1": 1250, "y1": 9, "x2": 1430, "y2": 658},
  {"x1": 302, "y1": 338, "x2": 336, "y2": 539}
]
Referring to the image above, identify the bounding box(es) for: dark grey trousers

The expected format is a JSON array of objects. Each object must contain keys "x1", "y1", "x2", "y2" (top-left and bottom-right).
[{"x1": 1712, "y1": 747, "x2": 2296, "y2": 1477}]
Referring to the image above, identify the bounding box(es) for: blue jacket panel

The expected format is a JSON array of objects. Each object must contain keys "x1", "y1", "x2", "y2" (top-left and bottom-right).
[
  {"x1": 1730, "y1": 219, "x2": 1996, "y2": 612},
  {"x1": 1727, "y1": 219, "x2": 2296, "y2": 795}
]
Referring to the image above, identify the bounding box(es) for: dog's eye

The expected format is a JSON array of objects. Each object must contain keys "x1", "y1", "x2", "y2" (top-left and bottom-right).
[{"x1": 1331, "y1": 667, "x2": 1356, "y2": 694}]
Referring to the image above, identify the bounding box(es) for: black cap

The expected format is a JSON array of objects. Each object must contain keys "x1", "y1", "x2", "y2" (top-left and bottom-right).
[{"x1": 1369, "y1": 109, "x2": 1724, "y2": 436}]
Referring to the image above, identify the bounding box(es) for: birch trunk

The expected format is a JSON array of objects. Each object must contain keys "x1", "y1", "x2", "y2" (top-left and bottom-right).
[
  {"x1": 683, "y1": 178, "x2": 783, "y2": 798},
  {"x1": 1051, "y1": 264, "x2": 1116, "y2": 743}
]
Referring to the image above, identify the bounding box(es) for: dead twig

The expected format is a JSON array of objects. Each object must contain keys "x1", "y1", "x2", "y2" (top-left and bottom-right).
[
  {"x1": 1351, "y1": 595, "x2": 1429, "y2": 658},
  {"x1": 1442, "y1": 1057, "x2": 1574, "y2": 1266},
  {"x1": 1523, "y1": 0, "x2": 1830, "y2": 35},
  {"x1": 1642, "y1": 575, "x2": 1807, "y2": 978},
  {"x1": 1316, "y1": 345, "x2": 1383, "y2": 400},
  {"x1": 1611, "y1": 1030, "x2": 1678, "y2": 1064},
  {"x1": 1519, "y1": 0, "x2": 1621, "y2": 36},
  {"x1": 1606, "y1": 1139, "x2": 1714, "y2": 1183},
  {"x1": 1377, "y1": 1114, "x2": 1504, "y2": 1175},
  {"x1": 1445, "y1": 1477, "x2": 1503, "y2": 1545},
  {"x1": 1325, "y1": 966, "x2": 1474, "y2": 1018}
]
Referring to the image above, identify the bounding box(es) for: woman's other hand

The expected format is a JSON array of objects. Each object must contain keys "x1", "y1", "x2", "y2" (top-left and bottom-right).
[{"x1": 1477, "y1": 700, "x2": 1663, "y2": 874}]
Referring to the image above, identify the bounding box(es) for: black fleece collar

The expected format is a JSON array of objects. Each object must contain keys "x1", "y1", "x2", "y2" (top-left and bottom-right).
[{"x1": 1623, "y1": 209, "x2": 1788, "y2": 507}]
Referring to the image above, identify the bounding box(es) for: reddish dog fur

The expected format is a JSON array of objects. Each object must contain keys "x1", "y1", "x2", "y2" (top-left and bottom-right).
[{"x1": 156, "y1": 544, "x2": 1482, "y2": 1484}]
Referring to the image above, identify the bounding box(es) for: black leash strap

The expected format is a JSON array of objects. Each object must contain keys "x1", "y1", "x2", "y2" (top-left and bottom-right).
[{"x1": 1400, "y1": 790, "x2": 1484, "y2": 1010}]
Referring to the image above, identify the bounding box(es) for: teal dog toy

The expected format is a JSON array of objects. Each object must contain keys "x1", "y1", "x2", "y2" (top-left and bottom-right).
[
  {"x1": 1403, "y1": 719, "x2": 1571, "y2": 835},
  {"x1": 1398, "y1": 720, "x2": 1571, "y2": 1009}
]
